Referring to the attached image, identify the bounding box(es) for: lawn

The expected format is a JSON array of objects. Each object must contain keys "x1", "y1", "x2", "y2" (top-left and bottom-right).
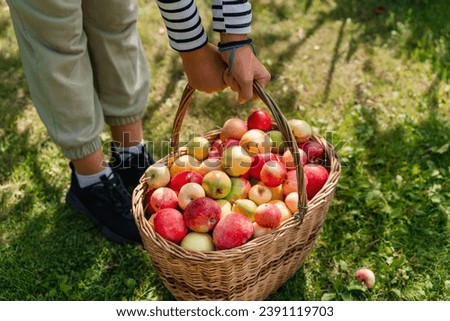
[{"x1": 0, "y1": 0, "x2": 449, "y2": 301}]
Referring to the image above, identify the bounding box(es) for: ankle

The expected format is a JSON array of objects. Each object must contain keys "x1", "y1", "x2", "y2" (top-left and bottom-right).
[{"x1": 72, "y1": 150, "x2": 106, "y2": 175}]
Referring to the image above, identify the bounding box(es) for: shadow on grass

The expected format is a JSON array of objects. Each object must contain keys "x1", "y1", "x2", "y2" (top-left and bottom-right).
[
  {"x1": 0, "y1": 51, "x2": 173, "y2": 301},
  {"x1": 315, "y1": 86, "x2": 449, "y2": 299}
]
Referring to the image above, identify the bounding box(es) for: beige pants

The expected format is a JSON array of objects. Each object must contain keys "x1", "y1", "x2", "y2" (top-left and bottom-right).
[{"x1": 7, "y1": 0, "x2": 150, "y2": 159}]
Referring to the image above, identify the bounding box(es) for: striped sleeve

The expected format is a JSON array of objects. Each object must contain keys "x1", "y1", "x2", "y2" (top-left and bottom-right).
[
  {"x1": 212, "y1": 0, "x2": 252, "y2": 34},
  {"x1": 156, "y1": 0, "x2": 208, "y2": 52}
]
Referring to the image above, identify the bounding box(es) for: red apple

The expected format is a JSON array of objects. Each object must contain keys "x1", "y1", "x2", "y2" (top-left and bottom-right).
[
  {"x1": 282, "y1": 170, "x2": 308, "y2": 196},
  {"x1": 154, "y1": 208, "x2": 187, "y2": 243},
  {"x1": 168, "y1": 170, "x2": 203, "y2": 194},
  {"x1": 212, "y1": 213, "x2": 254, "y2": 250},
  {"x1": 150, "y1": 187, "x2": 178, "y2": 212},
  {"x1": 221, "y1": 138, "x2": 240, "y2": 154},
  {"x1": 247, "y1": 110, "x2": 272, "y2": 132},
  {"x1": 183, "y1": 197, "x2": 221, "y2": 233},
  {"x1": 303, "y1": 164, "x2": 329, "y2": 199},
  {"x1": 220, "y1": 117, "x2": 248, "y2": 141},
  {"x1": 207, "y1": 147, "x2": 221, "y2": 159},
  {"x1": 254, "y1": 203, "x2": 282, "y2": 228},
  {"x1": 260, "y1": 160, "x2": 287, "y2": 187},
  {"x1": 145, "y1": 188, "x2": 155, "y2": 216},
  {"x1": 248, "y1": 152, "x2": 278, "y2": 180},
  {"x1": 301, "y1": 140, "x2": 325, "y2": 164},
  {"x1": 281, "y1": 148, "x2": 307, "y2": 170}
]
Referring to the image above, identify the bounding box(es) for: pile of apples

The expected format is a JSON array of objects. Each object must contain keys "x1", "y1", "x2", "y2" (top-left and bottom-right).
[{"x1": 143, "y1": 110, "x2": 329, "y2": 251}]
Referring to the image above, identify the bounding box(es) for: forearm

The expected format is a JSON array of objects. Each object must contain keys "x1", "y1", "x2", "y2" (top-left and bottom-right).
[
  {"x1": 212, "y1": 0, "x2": 252, "y2": 35},
  {"x1": 155, "y1": 0, "x2": 208, "y2": 52}
]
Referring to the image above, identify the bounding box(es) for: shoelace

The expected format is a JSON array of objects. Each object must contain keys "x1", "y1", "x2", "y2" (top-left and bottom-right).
[{"x1": 100, "y1": 173, "x2": 132, "y2": 218}]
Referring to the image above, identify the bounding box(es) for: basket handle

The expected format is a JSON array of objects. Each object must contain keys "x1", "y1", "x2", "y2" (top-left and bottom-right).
[{"x1": 170, "y1": 82, "x2": 308, "y2": 220}]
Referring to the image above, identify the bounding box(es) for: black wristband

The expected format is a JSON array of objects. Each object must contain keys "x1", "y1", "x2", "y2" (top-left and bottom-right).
[{"x1": 217, "y1": 38, "x2": 253, "y2": 52}]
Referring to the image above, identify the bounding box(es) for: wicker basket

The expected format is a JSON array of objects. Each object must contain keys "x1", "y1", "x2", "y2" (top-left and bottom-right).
[{"x1": 132, "y1": 82, "x2": 341, "y2": 300}]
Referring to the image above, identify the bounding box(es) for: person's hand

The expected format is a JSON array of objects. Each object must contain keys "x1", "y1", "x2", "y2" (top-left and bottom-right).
[
  {"x1": 219, "y1": 34, "x2": 271, "y2": 104},
  {"x1": 179, "y1": 43, "x2": 228, "y2": 93}
]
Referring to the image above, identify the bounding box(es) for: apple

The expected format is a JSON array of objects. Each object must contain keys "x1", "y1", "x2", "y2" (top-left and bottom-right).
[
  {"x1": 252, "y1": 222, "x2": 272, "y2": 238},
  {"x1": 220, "y1": 117, "x2": 247, "y2": 141},
  {"x1": 288, "y1": 119, "x2": 312, "y2": 143},
  {"x1": 150, "y1": 187, "x2": 178, "y2": 212},
  {"x1": 254, "y1": 203, "x2": 282, "y2": 228},
  {"x1": 269, "y1": 200, "x2": 292, "y2": 223},
  {"x1": 180, "y1": 232, "x2": 215, "y2": 251},
  {"x1": 266, "y1": 130, "x2": 286, "y2": 154},
  {"x1": 260, "y1": 160, "x2": 287, "y2": 187},
  {"x1": 281, "y1": 148, "x2": 307, "y2": 170},
  {"x1": 285, "y1": 192, "x2": 299, "y2": 214},
  {"x1": 201, "y1": 170, "x2": 232, "y2": 199},
  {"x1": 239, "y1": 129, "x2": 271, "y2": 156},
  {"x1": 170, "y1": 154, "x2": 202, "y2": 176},
  {"x1": 303, "y1": 164, "x2": 329, "y2": 199},
  {"x1": 221, "y1": 138, "x2": 240, "y2": 154},
  {"x1": 186, "y1": 136, "x2": 210, "y2": 161},
  {"x1": 224, "y1": 177, "x2": 251, "y2": 202},
  {"x1": 144, "y1": 163, "x2": 170, "y2": 189},
  {"x1": 207, "y1": 148, "x2": 221, "y2": 160},
  {"x1": 355, "y1": 268, "x2": 376, "y2": 289},
  {"x1": 153, "y1": 208, "x2": 187, "y2": 243},
  {"x1": 301, "y1": 140, "x2": 325, "y2": 164},
  {"x1": 231, "y1": 199, "x2": 257, "y2": 222},
  {"x1": 247, "y1": 152, "x2": 278, "y2": 180},
  {"x1": 198, "y1": 157, "x2": 223, "y2": 176},
  {"x1": 145, "y1": 188, "x2": 155, "y2": 216},
  {"x1": 248, "y1": 184, "x2": 272, "y2": 205},
  {"x1": 247, "y1": 110, "x2": 272, "y2": 131},
  {"x1": 222, "y1": 145, "x2": 252, "y2": 177},
  {"x1": 212, "y1": 213, "x2": 254, "y2": 250},
  {"x1": 168, "y1": 170, "x2": 203, "y2": 194},
  {"x1": 216, "y1": 199, "x2": 232, "y2": 217},
  {"x1": 282, "y1": 170, "x2": 302, "y2": 196},
  {"x1": 183, "y1": 197, "x2": 221, "y2": 233},
  {"x1": 178, "y1": 182, "x2": 206, "y2": 210}
]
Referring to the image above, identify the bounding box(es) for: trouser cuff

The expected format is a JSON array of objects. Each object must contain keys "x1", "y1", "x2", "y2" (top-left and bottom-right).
[
  {"x1": 104, "y1": 111, "x2": 146, "y2": 127},
  {"x1": 61, "y1": 137, "x2": 103, "y2": 160}
]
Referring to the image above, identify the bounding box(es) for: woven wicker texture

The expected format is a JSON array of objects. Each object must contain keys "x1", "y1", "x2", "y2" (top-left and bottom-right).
[{"x1": 132, "y1": 83, "x2": 341, "y2": 300}]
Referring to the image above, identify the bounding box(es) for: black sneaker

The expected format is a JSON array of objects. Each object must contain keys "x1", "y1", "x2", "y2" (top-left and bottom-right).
[
  {"x1": 66, "y1": 162, "x2": 141, "y2": 244},
  {"x1": 109, "y1": 142, "x2": 154, "y2": 191}
]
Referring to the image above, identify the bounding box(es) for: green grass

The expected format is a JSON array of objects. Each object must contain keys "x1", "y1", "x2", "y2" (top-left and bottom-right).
[{"x1": 1, "y1": 0, "x2": 449, "y2": 300}]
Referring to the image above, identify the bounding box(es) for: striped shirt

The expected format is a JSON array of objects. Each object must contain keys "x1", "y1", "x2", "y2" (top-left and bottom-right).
[{"x1": 156, "y1": 0, "x2": 252, "y2": 52}]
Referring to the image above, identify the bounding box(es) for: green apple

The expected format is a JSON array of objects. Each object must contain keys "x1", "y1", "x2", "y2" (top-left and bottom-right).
[
  {"x1": 266, "y1": 130, "x2": 286, "y2": 154},
  {"x1": 180, "y1": 232, "x2": 215, "y2": 251},
  {"x1": 224, "y1": 177, "x2": 251, "y2": 202},
  {"x1": 201, "y1": 170, "x2": 232, "y2": 199}
]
